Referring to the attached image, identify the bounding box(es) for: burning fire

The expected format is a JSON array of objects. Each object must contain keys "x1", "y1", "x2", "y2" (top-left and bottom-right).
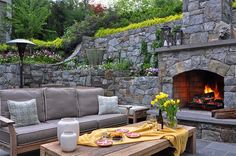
[{"x1": 204, "y1": 84, "x2": 221, "y2": 100}]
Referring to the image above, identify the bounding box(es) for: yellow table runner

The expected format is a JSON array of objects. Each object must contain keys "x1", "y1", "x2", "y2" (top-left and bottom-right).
[{"x1": 78, "y1": 123, "x2": 188, "y2": 156}]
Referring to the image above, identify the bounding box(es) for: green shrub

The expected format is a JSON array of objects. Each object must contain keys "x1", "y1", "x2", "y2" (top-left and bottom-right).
[
  {"x1": 102, "y1": 60, "x2": 132, "y2": 71},
  {"x1": 95, "y1": 14, "x2": 183, "y2": 37},
  {"x1": 24, "y1": 55, "x2": 59, "y2": 64},
  {"x1": 0, "y1": 44, "x2": 17, "y2": 53},
  {"x1": 0, "y1": 55, "x2": 19, "y2": 64},
  {"x1": 32, "y1": 38, "x2": 64, "y2": 50},
  {"x1": 0, "y1": 44, "x2": 9, "y2": 53},
  {"x1": 233, "y1": 1, "x2": 236, "y2": 8},
  {"x1": 0, "y1": 54, "x2": 60, "y2": 64}
]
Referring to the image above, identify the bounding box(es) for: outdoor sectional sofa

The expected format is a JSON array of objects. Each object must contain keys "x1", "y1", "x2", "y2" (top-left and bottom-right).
[{"x1": 0, "y1": 87, "x2": 130, "y2": 156}]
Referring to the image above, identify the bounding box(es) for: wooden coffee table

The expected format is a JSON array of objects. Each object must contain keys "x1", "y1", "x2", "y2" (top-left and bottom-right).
[{"x1": 40, "y1": 122, "x2": 196, "y2": 156}]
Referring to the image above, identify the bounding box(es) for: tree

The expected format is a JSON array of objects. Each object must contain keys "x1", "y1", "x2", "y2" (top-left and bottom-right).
[
  {"x1": 6, "y1": 0, "x2": 50, "y2": 39},
  {"x1": 46, "y1": 0, "x2": 91, "y2": 38}
]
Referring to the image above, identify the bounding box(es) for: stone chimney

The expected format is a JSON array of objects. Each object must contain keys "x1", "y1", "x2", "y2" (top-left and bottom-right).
[{"x1": 183, "y1": 0, "x2": 232, "y2": 44}]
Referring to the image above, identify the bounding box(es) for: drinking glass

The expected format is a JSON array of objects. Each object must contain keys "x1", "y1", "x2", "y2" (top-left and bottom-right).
[
  {"x1": 146, "y1": 114, "x2": 157, "y2": 130},
  {"x1": 101, "y1": 129, "x2": 109, "y2": 140}
]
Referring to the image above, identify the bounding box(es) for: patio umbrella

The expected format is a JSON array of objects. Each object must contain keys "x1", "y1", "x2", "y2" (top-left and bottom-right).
[{"x1": 6, "y1": 39, "x2": 36, "y2": 88}]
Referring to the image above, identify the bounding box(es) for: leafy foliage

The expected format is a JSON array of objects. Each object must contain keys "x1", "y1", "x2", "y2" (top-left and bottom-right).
[
  {"x1": 233, "y1": 1, "x2": 236, "y2": 8},
  {"x1": 6, "y1": 0, "x2": 50, "y2": 39},
  {"x1": 140, "y1": 41, "x2": 153, "y2": 75},
  {"x1": 63, "y1": 14, "x2": 112, "y2": 52},
  {"x1": 95, "y1": 14, "x2": 183, "y2": 37},
  {"x1": 102, "y1": 60, "x2": 132, "y2": 71},
  {"x1": 0, "y1": 44, "x2": 10, "y2": 53},
  {"x1": 32, "y1": 38, "x2": 64, "y2": 50},
  {"x1": 45, "y1": 0, "x2": 91, "y2": 38},
  {"x1": 113, "y1": 0, "x2": 182, "y2": 26},
  {"x1": 0, "y1": 49, "x2": 62, "y2": 64}
]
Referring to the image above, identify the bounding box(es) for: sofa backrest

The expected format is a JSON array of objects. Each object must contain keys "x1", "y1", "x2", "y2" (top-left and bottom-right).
[
  {"x1": 76, "y1": 88, "x2": 104, "y2": 117},
  {"x1": 0, "y1": 88, "x2": 45, "y2": 126},
  {"x1": 0, "y1": 87, "x2": 105, "y2": 125},
  {"x1": 44, "y1": 88, "x2": 79, "y2": 120}
]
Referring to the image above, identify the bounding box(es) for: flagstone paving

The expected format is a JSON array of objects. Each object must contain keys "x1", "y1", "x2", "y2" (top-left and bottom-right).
[{"x1": 1, "y1": 139, "x2": 236, "y2": 156}]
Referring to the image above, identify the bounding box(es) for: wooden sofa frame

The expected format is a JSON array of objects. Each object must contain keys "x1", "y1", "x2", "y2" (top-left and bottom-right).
[{"x1": 0, "y1": 105, "x2": 131, "y2": 156}]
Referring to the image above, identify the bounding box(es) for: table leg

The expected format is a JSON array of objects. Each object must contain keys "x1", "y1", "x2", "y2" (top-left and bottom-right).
[
  {"x1": 40, "y1": 147, "x2": 46, "y2": 156},
  {"x1": 185, "y1": 130, "x2": 196, "y2": 154}
]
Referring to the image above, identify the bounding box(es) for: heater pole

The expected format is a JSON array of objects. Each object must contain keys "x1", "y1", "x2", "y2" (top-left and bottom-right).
[{"x1": 17, "y1": 43, "x2": 27, "y2": 88}]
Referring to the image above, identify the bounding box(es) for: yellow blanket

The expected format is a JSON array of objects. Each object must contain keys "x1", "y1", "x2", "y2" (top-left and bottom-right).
[{"x1": 78, "y1": 123, "x2": 188, "y2": 156}]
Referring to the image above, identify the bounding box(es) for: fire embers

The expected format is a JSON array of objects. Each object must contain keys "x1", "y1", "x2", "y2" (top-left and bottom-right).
[{"x1": 189, "y1": 84, "x2": 224, "y2": 110}]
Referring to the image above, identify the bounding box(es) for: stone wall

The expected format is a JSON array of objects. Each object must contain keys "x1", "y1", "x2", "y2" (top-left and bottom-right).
[
  {"x1": 183, "y1": 0, "x2": 232, "y2": 44},
  {"x1": 0, "y1": 64, "x2": 19, "y2": 89},
  {"x1": 0, "y1": 0, "x2": 6, "y2": 43},
  {"x1": 0, "y1": 0, "x2": 11, "y2": 43},
  {"x1": 81, "y1": 20, "x2": 182, "y2": 68},
  {"x1": 158, "y1": 42, "x2": 236, "y2": 108},
  {"x1": 0, "y1": 64, "x2": 159, "y2": 106},
  {"x1": 179, "y1": 120, "x2": 236, "y2": 143}
]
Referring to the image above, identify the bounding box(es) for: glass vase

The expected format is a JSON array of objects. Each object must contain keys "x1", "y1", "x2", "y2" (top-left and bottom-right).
[{"x1": 166, "y1": 116, "x2": 178, "y2": 129}]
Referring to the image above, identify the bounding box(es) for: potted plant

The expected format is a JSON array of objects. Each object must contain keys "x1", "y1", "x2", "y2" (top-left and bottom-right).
[{"x1": 86, "y1": 48, "x2": 105, "y2": 66}]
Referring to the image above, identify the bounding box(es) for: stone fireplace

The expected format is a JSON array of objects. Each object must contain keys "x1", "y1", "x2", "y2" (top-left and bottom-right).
[
  {"x1": 173, "y1": 70, "x2": 224, "y2": 110},
  {"x1": 157, "y1": 41, "x2": 236, "y2": 109},
  {"x1": 157, "y1": 0, "x2": 236, "y2": 109}
]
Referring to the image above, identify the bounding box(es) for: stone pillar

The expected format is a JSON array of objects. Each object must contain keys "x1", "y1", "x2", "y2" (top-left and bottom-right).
[
  {"x1": 183, "y1": 0, "x2": 232, "y2": 44},
  {"x1": 0, "y1": 0, "x2": 12, "y2": 43}
]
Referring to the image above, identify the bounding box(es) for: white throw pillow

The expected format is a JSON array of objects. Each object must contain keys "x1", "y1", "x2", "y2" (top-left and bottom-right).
[{"x1": 98, "y1": 96, "x2": 120, "y2": 115}]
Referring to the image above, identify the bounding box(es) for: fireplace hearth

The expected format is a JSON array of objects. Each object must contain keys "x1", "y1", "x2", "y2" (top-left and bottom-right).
[{"x1": 173, "y1": 70, "x2": 224, "y2": 110}]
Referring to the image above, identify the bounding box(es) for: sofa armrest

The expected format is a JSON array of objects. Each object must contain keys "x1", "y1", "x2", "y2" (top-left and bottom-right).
[
  {"x1": 0, "y1": 116, "x2": 15, "y2": 125},
  {"x1": 118, "y1": 105, "x2": 132, "y2": 124},
  {"x1": 0, "y1": 116, "x2": 17, "y2": 153}
]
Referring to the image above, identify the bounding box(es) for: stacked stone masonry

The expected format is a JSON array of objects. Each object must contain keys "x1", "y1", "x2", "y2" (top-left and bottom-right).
[
  {"x1": 179, "y1": 120, "x2": 236, "y2": 143},
  {"x1": 81, "y1": 20, "x2": 182, "y2": 68},
  {"x1": 0, "y1": 64, "x2": 159, "y2": 107},
  {"x1": 183, "y1": 0, "x2": 232, "y2": 44},
  {"x1": 158, "y1": 44, "x2": 236, "y2": 108}
]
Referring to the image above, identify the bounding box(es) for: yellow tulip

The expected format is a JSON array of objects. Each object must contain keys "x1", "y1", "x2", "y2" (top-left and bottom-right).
[{"x1": 151, "y1": 101, "x2": 155, "y2": 105}]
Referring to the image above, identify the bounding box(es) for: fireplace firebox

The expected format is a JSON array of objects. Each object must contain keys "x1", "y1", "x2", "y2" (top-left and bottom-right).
[{"x1": 173, "y1": 70, "x2": 224, "y2": 110}]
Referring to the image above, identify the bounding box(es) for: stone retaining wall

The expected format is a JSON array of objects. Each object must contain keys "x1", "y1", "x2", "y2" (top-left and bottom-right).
[
  {"x1": 81, "y1": 20, "x2": 182, "y2": 68},
  {"x1": 0, "y1": 64, "x2": 159, "y2": 106}
]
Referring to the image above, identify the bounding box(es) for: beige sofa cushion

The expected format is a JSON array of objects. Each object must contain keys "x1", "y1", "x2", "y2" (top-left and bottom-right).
[
  {"x1": 0, "y1": 122, "x2": 57, "y2": 145},
  {"x1": 76, "y1": 114, "x2": 127, "y2": 128},
  {"x1": 44, "y1": 88, "x2": 79, "y2": 120},
  {"x1": 77, "y1": 88, "x2": 104, "y2": 117},
  {"x1": 0, "y1": 89, "x2": 45, "y2": 125}
]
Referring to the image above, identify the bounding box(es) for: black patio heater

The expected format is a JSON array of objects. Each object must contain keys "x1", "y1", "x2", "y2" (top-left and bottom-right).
[{"x1": 7, "y1": 39, "x2": 35, "y2": 88}]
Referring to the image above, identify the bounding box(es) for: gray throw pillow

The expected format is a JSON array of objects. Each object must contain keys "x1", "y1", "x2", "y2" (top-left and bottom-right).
[
  {"x1": 98, "y1": 96, "x2": 120, "y2": 115},
  {"x1": 7, "y1": 99, "x2": 40, "y2": 127}
]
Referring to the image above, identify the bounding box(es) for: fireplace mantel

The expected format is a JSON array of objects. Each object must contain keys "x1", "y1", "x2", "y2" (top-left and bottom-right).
[{"x1": 156, "y1": 39, "x2": 236, "y2": 53}]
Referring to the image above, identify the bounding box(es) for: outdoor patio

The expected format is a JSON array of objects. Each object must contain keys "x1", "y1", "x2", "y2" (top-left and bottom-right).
[
  {"x1": 1, "y1": 139, "x2": 236, "y2": 156},
  {"x1": 0, "y1": 0, "x2": 236, "y2": 155}
]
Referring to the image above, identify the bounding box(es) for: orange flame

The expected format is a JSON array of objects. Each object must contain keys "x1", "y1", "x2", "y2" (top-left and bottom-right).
[{"x1": 204, "y1": 84, "x2": 221, "y2": 100}]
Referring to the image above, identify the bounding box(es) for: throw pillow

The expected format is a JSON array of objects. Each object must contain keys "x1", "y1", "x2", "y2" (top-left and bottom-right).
[
  {"x1": 7, "y1": 99, "x2": 40, "y2": 127},
  {"x1": 98, "y1": 96, "x2": 120, "y2": 115}
]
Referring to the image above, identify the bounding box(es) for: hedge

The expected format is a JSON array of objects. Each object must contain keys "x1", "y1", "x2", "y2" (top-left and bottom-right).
[{"x1": 95, "y1": 14, "x2": 183, "y2": 38}]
